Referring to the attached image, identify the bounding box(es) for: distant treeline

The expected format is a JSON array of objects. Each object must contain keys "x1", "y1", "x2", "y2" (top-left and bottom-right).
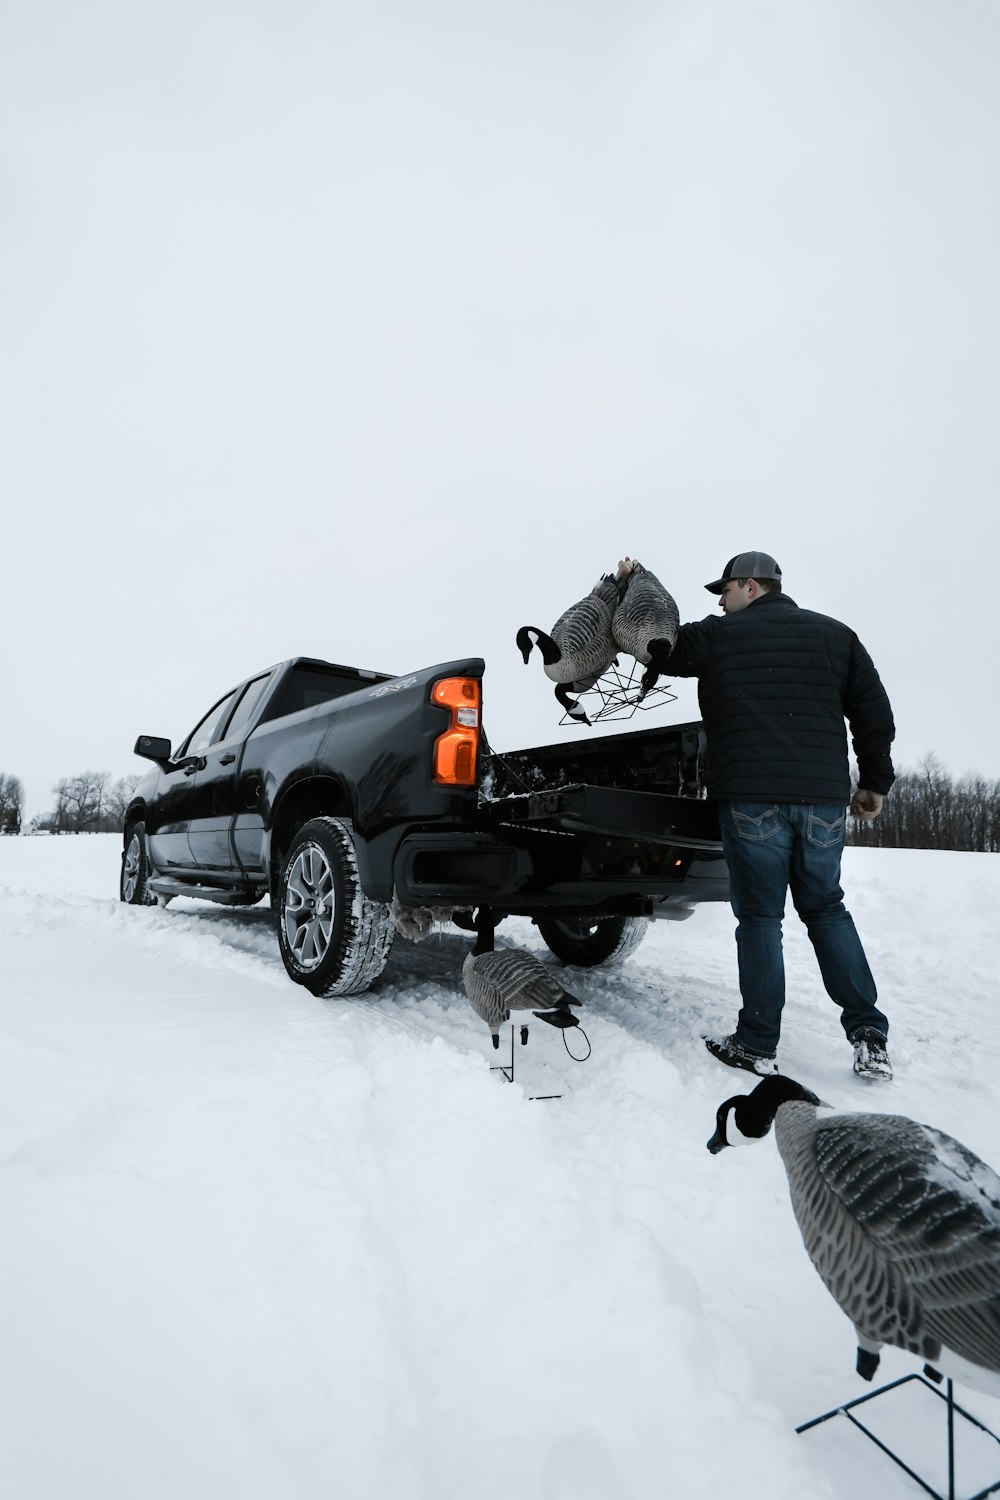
[
  {"x1": 3, "y1": 774, "x2": 141, "y2": 834},
  {"x1": 849, "y1": 755, "x2": 1000, "y2": 853}
]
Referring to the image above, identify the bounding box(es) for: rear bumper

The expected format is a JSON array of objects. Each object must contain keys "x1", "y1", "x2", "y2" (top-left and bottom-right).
[{"x1": 391, "y1": 828, "x2": 730, "y2": 918}]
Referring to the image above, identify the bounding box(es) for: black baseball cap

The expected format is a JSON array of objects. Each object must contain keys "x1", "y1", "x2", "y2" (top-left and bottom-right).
[{"x1": 705, "y1": 551, "x2": 782, "y2": 594}]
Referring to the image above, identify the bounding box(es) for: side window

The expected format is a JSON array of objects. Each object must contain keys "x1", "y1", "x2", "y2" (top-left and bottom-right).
[
  {"x1": 219, "y1": 675, "x2": 271, "y2": 744},
  {"x1": 183, "y1": 691, "x2": 241, "y2": 757}
]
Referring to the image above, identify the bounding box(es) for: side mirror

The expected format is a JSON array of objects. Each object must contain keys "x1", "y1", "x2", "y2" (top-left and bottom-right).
[{"x1": 134, "y1": 735, "x2": 172, "y2": 764}]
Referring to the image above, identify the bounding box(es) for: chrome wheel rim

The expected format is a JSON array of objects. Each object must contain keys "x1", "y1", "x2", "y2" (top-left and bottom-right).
[
  {"x1": 122, "y1": 834, "x2": 141, "y2": 901},
  {"x1": 284, "y1": 844, "x2": 336, "y2": 970}
]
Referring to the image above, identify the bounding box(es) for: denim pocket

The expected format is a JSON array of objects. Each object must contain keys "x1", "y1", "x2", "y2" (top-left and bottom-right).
[
  {"x1": 730, "y1": 804, "x2": 783, "y2": 842},
  {"x1": 807, "y1": 806, "x2": 846, "y2": 848}
]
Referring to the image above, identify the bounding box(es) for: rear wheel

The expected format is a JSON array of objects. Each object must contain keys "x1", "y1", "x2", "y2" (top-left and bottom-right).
[
  {"x1": 120, "y1": 823, "x2": 156, "y2": 906},
  {"x1": 536, "y1": 913, "x2": 648, "y2": 967},
  {"x1": 277, "y1": 816, "x2": 394, "y2": 996}
]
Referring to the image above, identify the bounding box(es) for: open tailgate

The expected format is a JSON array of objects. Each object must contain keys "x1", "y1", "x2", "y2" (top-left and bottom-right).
[{"x1": 484, "y1": 783, "x2": 721, "y2": 849}]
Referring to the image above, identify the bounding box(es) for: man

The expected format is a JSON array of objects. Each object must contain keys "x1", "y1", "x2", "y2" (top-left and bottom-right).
[{"x1": 663, "y1": 550, "x2": 895, "y2": 1081}]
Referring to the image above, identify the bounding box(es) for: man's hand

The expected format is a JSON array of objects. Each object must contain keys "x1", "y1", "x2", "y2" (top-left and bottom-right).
[{"x1": 850, "y1": 789, "x2": 884, "y2": 820}]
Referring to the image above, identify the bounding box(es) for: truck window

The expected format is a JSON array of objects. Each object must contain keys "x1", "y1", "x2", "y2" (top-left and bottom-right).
[
  {"x1": 264, "y1": 666, "x2": 367, "y2": 722},
  {"x1": 219, "y1": 674, "x2": 272, "y2": 743},
  {"x1": 182, "y1": 689, "x2": 242, "y2": 757}
]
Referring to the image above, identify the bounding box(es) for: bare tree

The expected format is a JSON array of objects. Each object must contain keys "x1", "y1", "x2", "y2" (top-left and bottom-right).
[
  {"x1": 50, "y1": 771, "x2": 112, "y2": 833},
  {"x1": 104, "y1": 774, "x2": 142, "y2": 831},
  {"x1": 42, "y1": 770, "x2": 145, "y2": 833},
  {"x1": 0, "y1": 772, "x2": 24, "y2": 833}
]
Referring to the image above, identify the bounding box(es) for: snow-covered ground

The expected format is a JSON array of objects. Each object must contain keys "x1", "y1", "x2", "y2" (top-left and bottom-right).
[{"x1": 2, "y1": 836, "x2": 999, "y2": 1500}]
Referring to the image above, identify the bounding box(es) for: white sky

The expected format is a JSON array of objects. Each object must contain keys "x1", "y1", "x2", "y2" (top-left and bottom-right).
[{"x1": 3, "y1": 0, "x2": 999, "y2": 820}]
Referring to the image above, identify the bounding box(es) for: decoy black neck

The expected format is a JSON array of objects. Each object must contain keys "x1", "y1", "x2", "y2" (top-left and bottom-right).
[
  {"x1": 516, "y1": 626, "x2": 561, "y2": 668},
  {"x1": 471, "y1": 909, "x2": 497, "y2": 956},
  {"x1": 555, "y1": 684, "x2": 590, "y2": 724},
  {"x1": 742, "y1": 1076, "x2": 822, "y2": 1132}
]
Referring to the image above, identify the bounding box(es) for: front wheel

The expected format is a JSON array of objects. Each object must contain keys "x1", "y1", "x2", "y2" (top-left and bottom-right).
[
  {"x1": 536, "y1": 913, "x2": 649, "y2": 967},
  {"x1": 120, "y1": 823, "x2": 156, "y2": 905},
  {"x1": 277, "y1": 816, "x2": 394, "y2": 997}
]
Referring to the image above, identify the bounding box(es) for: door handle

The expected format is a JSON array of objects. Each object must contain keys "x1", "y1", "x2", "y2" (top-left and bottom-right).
[{"x1": 219, "y1": 753, "x2": 236, "y2": 765}]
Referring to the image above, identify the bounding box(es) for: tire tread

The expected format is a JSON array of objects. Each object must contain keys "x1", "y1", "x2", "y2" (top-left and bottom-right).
[{"x1": 281, "y1": 816, "x2": 394, "y2": 997}]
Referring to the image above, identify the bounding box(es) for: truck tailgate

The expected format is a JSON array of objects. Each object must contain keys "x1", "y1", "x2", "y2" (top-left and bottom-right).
[{"x1": 484, "y1": 784, "x2": 720, "y2": 847}]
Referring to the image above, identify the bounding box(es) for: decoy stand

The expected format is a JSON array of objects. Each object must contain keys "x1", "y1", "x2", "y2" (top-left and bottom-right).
[
  {"x1": 490, "y1": 1023, "x2": 530, "y2": 1087},
  {"x1": 796, "y1": 1366, "x2": 1000, "y2": 1500},
  {"x1": 490, "y1": 1014, "x2": 591, "y2": 1101}
]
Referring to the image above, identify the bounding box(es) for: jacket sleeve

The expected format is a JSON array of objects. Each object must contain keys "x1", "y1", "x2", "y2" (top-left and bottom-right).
[
  {"x1": 665, "y1": 617, "x2": 717, "y2": 678},
  {"x1": 844, "y1": 636, "x2": 896, "y2": 794}
]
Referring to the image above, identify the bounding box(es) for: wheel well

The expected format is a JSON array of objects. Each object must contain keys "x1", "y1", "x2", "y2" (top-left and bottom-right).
[
  {"x1": 123, "y1": 804, "x2": 146, "y2": 845},
  {"x1": 270, "y1": 777, "x2": 353, "y2": 891}
]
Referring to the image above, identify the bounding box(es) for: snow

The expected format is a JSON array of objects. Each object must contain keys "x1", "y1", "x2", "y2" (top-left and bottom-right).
[{"x1": 2, "y1": 836, "x2": 1000, "y2": 1500}]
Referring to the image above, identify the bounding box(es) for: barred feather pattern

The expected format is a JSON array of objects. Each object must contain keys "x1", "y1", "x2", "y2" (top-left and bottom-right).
[
  {"x1": 774, "y1": 1101, "x2": 1000, "y2": 1377},
  {"x1": 462, "y1": 947, "x2": 579, "y2": 1035},
  {"x1": 543, "y1": 575, "x2": 620, "y2": 689},
  {"x1": 611, "y1": 565, "x2": 680, "y2": 665}
]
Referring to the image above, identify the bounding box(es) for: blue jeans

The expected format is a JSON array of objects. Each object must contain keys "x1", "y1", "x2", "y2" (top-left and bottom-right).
[{"x1": 719, "y1": 801, "x2": 888, "y2": 1056}]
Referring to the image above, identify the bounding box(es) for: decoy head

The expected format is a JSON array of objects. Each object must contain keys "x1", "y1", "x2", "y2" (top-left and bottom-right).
[
  {"x1": 516, "y1": 626, "x2": 561, "y2": 668},
  {"x1": 638, "y1": 663, "x2": 659, "y2": 699},
  {"x1": 707, "y1": 1076, "x2": 824, "y2": 1154},
  {"x1": 554, "y1": 683, "x2": 591, "y2": 726}
]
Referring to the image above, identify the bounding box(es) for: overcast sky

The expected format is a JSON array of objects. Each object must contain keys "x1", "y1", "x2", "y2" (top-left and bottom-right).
[{"x1": 3, "y1": 0, "x2": 998, "y2": 822}]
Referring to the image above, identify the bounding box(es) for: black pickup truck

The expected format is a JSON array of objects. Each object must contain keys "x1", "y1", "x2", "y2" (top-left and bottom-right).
[{"x1": 121, "y1": 654, "x2": 728, "y2": 996}]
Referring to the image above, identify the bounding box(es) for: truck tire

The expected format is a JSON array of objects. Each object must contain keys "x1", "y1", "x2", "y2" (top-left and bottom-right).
[
  {"x1": 536, "y1": 913, "x2": 648, "y2": 968},
  {"x1": 120, "y1": 823, "x2": 156, "y2": 906},
  {"x1": 277, "y1": 816, "x2": 394, "y2": 997}
]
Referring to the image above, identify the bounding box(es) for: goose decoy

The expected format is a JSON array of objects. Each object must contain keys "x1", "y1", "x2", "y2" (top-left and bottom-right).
[
  {"x1": 707, "y1": 1075, "x2": 1000, "y2": 1396},
  {"x1": 462, "y1": 942, "x2": 582, "y2": 1048},
  {"x1": 516, "y1": 571, "x2": 622, "y2": 725},
  {"x1": 611, "y1": 557, "x2": 680, "y2": 698}
]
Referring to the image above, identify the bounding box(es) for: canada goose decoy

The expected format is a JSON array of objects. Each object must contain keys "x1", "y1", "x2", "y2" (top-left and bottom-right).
[
  {"x1": 462, "y1": 941, "x2": 582, "y2": 1048},
  {"x1": 516, "y1": 571, "x2": 622, "y2": 725},
  {"x1": 708, "y1": 1076, "x2": 1000, "y2": 1397},
  {"x1": 611, "y1": 558, "x2": 680, "y2": 698}
]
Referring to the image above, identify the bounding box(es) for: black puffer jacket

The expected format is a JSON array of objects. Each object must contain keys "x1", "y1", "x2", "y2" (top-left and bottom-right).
[{"x1": 667, "y1": 592, "x2": 895, "y2": 803}]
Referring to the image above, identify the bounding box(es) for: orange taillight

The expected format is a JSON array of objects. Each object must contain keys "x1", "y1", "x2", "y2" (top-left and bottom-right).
[{"x1": 432, "y1": 677, "x2": 481, "y2": 786}]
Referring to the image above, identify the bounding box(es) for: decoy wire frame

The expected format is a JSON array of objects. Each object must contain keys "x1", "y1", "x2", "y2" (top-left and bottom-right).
[
  {"x1": 558, "y1": 661, "x2": 678, "y2": 727},
  {"x1": 796, "y1": 1366, "x2": 1000, "y2": 1500}
]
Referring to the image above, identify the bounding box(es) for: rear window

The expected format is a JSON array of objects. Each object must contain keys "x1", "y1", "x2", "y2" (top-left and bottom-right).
[{"x1": 265, "y1": 666, "x2": 368, "y2": 721}]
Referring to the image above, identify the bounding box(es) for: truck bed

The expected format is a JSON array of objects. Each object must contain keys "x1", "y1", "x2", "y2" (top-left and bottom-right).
[{"x1": 391, "y1": 718, "x2": 728, "y2": 919}]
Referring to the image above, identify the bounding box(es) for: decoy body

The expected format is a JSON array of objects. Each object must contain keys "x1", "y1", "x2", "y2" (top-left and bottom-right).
[
  {"x1": 463, "y1": 942, "x2": 581, "y2": 1047},
  {"x1": 612, "y1": 558, "x2": 680, "y2": 697},
  {"x1": 708, "y1": 1076, "x2": 1000, "y2": 1396},
  {"x1": 516, "y1": 572, "x2": 622, "y2": 725}
]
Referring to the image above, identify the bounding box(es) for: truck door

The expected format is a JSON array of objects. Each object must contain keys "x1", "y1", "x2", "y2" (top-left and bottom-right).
[
  {"x1": 187, "y1": 675, "x2": 272, "y2": 876},
  {"x1": 156, "y1": 687, "x2": 241, "y2": 874},
  {"x1": 145, "y1": 759, "x2": 201, "y2": 874}
]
